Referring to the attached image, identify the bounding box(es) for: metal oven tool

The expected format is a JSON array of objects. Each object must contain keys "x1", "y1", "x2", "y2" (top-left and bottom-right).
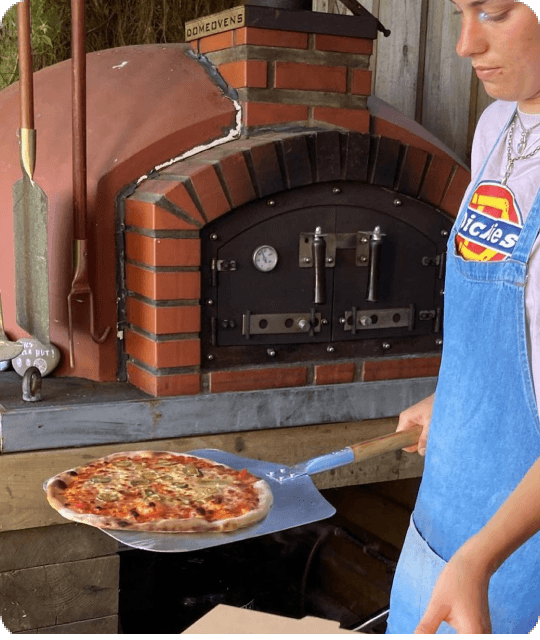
[
  {"x1": 13, "y1": 0, "x2": 50, "y2": 346},
  {"x1": 67, "y1": 0, "x2": 110, "y2": 368},
  {"x1": 94, "y1": 426, "x2": 421, "y2": 553}
]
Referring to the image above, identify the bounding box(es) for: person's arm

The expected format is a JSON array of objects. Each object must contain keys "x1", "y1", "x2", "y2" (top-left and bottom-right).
[
  {"x1": 395, "y1": 393, "x2": 434, "y2": 456},
  {"x1": 415, "y1": 454, "x2": 540, "y2": 634}
]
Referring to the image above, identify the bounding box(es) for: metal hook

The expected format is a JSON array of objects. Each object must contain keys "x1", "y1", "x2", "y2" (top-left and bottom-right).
[{"x1": 22, "y1": 366, "x2": 42, "y2": 402}]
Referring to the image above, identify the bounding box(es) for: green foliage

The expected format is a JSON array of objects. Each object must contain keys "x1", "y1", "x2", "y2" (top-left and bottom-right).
[{"x1": 0, "y1": 0, "x2": 238, "y2": 91}]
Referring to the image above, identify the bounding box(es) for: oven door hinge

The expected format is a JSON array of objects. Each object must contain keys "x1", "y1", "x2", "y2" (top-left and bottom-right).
[{"x1": 211, "y1": 259, "x2": 237, "y2": 286}]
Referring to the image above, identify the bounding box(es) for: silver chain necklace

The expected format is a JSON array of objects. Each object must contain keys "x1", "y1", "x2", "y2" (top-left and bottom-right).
[{"x1": 502, "y1": 110, "x2": 540, "y2": 186}]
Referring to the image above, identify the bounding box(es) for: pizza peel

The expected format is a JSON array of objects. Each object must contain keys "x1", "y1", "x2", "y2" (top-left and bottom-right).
[{"x1": 81, "y1": 426, "x2": 422, "y2": 553}]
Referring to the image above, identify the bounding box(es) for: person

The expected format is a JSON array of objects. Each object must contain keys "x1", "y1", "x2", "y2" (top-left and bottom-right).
[{"x1": 385, "y1": 0, "x2": 540, "y2": 634}]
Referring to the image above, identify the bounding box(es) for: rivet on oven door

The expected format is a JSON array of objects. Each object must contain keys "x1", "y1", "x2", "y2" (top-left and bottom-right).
[
  {"x1": 441, "y1": 230, "x2": 449, "y2": 237},
  {"x1": 207, "y1": 299, "x2": 214, "y2": 306},
  {"x1": 210, "y1": 233, "x2": 218, "y2": 240},
  {"x1": 393, "y1": 198, "x2": 403, "y2": 207},
  {"x1": 321, "y1": 318, "x2": 329, "y2": 325},
  {"x1": 332, "y1": 187, "x2": 341, "y2": 194},
  {"x1": 267, "y1": 348, "x2": 276, "y2": 357},
  {"x1": 436, "y1": 338, "x2": 443, "y2": 346},
  {"x1": 382, "y1": 342, "x2": 392, "y2": 350},
  {"x1": 207, "y1": 354, "x2": 215, "y2": 360},
  {"x1": 267, "y1": 199, "x2": 276, "y2": 206},
  {"x1": 327, "y1": 345, "x2": 335, "y2": 353}
]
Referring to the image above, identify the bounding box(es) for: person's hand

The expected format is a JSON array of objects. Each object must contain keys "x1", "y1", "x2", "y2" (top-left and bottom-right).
[
  {"x1": 395, "y1": 393, "x2": 434, "y2": 456},
  {"x1": 415, "y1": 542, "x2": 492, "y2": 634}
]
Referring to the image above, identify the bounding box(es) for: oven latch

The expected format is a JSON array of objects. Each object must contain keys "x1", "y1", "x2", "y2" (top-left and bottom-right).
[
  {"x1": 299, "y1": 226, "x2": 385, "y2": 302},
  {"x1": 242, "y1": 309, "x2": 324, "y2": 339}
]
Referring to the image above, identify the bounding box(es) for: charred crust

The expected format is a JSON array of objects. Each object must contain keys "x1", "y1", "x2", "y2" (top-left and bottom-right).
[
  {"x1": 51, "y1": 479, "x2": 68, "y2": 490},
  {"x1": 130, "y1": 509, "x2": 140, "y2": 518},
  {"x1": 118, "y1": 520, "x2": 130, "y2": 527},
  {"x1": 68, "y1": 471, "x2": 78, "y2": 476}
]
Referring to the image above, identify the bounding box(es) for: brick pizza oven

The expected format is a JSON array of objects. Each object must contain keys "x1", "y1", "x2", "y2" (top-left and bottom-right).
[{"x1": 118, "y1": 5, "x2": 469, "y2": 398}]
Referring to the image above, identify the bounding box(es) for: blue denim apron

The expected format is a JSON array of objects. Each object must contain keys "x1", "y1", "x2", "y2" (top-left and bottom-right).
[{"x1": 387, "y1": 109, "x2": 540, "y2": 634}]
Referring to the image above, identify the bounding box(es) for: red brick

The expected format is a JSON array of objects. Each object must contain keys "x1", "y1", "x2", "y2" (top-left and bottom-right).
[
  {"x1": 419, "y1": 155, "x2": 455, "y2": 207},
  {"x1": 125, "y1": 330, "x2": 200, "y2": 368},
  {"x1": 127, "y1": 297, "x2": 200, "y2": 334},
  {"x1": 199, "y1": 31, "x2": 235, "y2": 54},
  {"x1": 315, "y1": 362, "x2": 355, "y2": 385},
  {"x1": 312, "y1": 106, "x2": 370, "y2": 133},
  {"x1": 274, "y1": 61, "x2": 347, "y2": 93},
  {"x1": 440, "y1": 165, "x2": 471, "y2": 218},
  {"x1": 235, "y1": 27, "x2": 309, "y2": 49},
  {"x1": 133, "y1": 179, "x2": 205, "y2": 225},
  {"x1": 162, "y1": 163, "x2": 230, "y2": 222},
  {"x1": 350, "y1": 69, "x2": 372, "y2": 96},
  {"x1": 125, "y1": 233, "x2": 200, "y2": 268},
  {"x1": 126, "y1": 264, "x2": 201, "y2": 301},
  {"x1": 219, "y1": 60, "x2": 267, "y2": 88},
  {"x1": 127, "y1": 361, "x2": 200, "y2": 397},
  {"x1": 125, "y1": 199, "x2": 200, "y2": 231},
  {"x1": 395, "y1": 146, "x2": 430, "y2": 198},
  {"x1": 218, "y1": 152, "x2": 257, "y2": 207},
  {"x1": 372, "y1": 116, "x2": 454, "y2": 161},
  {"x1": 210, "y1": 367, "x2": 308, "y2": 393},
  {"x1": 244, "y1": 102, "x2": 309, "y2": 128},
  {"x1": 314, "y1": 34, "x2": 373, "y2": 55},
  {"x1": 362, "y1": 357, "x2": 442, "y2": 382}
]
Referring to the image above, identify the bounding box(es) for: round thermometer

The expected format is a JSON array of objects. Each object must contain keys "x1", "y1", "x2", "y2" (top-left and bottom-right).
[{"x1": 252, "y1": 245, "x2": 279, "y2": 272}]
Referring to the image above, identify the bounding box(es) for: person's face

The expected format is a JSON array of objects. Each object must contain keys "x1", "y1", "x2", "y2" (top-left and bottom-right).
[{"x1": 452, "y1": 0, "x2": 540, "y2": 112}]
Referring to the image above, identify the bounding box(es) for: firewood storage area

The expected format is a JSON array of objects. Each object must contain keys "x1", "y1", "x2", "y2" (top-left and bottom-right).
[
  {"x1": 0, "y1": 0, "x2": 471, "y2": 633},
  {"x1": 117, "y1": 477, "x2": 421, "y2": 634}
]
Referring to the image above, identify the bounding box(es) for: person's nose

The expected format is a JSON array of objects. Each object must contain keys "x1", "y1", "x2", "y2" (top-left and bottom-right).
[{"x1": 456, "y1": 16, "x2": 488, "y2": 58}]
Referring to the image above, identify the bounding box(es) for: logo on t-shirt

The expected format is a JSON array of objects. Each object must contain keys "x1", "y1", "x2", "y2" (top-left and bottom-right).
[{"x1": 455, "y1": 181, "x2": 523, "y2": 261}]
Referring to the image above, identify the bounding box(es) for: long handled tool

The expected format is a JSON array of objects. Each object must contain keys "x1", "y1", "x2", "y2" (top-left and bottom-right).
[
  {"x1": 87, "y1": 426, "x2": 422, "y2": 553},
  {"x1": 13, "y1": 0, "x2": 50, "y2": 346},
  {"x1": 67, "y1": 0, "x2": 110, "y2": 367}
]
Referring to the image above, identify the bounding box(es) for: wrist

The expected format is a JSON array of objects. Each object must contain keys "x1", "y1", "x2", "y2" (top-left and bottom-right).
[{"x1": 457, "y1": 533, "x2": 501, "y2": 581}]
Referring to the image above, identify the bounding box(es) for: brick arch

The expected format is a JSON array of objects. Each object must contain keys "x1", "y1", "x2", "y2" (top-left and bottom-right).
[{"x1": 121, "y1": 128, "x2": 470, "y2": 397}]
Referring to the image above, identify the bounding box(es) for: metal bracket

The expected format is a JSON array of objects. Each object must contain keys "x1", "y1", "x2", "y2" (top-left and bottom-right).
[
  {"x1": 299, "y1": 229, "x2": 382, "y2": 268},
  {"x1": 341, "y1": 306, "x2": 414, "y2": 332},
  {"x1": 242, "y1": 311, "x2": 323, "y2": 337}
]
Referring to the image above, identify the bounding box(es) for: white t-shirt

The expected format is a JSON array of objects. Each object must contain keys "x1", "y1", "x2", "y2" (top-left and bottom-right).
[{"x1": 462, "y1": 100, "x2": 540, "y2": 405}]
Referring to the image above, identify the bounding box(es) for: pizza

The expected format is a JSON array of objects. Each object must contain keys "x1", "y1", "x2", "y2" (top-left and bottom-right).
[{"x1": 45, "y1": 450, "x2": 273, "y2": 533}]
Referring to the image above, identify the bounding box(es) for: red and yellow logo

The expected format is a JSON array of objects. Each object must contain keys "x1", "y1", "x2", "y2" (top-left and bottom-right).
[{"x1": 455, "y1": 181, "x2": 523, "y2": 261}]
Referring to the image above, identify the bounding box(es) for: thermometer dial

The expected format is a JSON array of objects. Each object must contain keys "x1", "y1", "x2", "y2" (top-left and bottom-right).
[{"x1": 252, "y1": 245, "x2": 278, "y2": 272}]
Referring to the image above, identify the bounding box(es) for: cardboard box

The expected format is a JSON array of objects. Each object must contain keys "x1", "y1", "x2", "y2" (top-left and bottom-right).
[{"x1": 183, "y1": 604, "x2": 355, "y2": 634}]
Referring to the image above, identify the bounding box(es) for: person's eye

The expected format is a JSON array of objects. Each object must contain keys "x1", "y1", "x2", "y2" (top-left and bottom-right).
[{"x1": 479, "y1": 10, "x2": 509, "y2": 22}]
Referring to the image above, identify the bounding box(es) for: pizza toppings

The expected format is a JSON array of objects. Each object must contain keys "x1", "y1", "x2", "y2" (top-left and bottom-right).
[{"x1": 45, "y1": 451, "x2": 273, "y2": 533}]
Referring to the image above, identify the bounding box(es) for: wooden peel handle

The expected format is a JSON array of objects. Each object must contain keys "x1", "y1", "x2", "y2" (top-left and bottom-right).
[
  {"x1": 350, "y1": 425, "x2": 423, "y2": 463},
  {"x1": 17, "y1": 0, "x2": 34, "y2": 131}
]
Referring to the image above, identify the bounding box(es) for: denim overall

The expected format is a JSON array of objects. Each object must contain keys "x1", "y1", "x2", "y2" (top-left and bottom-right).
[{"x1": 387, "y1": 109, "x2": 540, "y2": 634}]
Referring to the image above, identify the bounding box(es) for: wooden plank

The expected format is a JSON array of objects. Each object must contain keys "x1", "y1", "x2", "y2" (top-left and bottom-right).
[
  {"x1": 0, "y1": 417, "x2": 423, "y2": 532},
  {"x1": 0, "y1": 524, "x2": 118, "y2": 573},
  {"x1": 375, "y1": 0, "x2": 424, "y2": 120},
  {"x1": 0, "y1": 555, "x2": 119, "y2": 633},
  {"x1": 421, "y1": 0, "x2": 473, "y2": 162},
  {"x1": 17, "y1": 615, "x2": 118, "y2": 634}
]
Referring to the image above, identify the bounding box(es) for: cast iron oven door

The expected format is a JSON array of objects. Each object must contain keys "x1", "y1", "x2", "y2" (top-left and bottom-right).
[{"x1": 201, "y1": 182, "x2": 452, "y2": 368}]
